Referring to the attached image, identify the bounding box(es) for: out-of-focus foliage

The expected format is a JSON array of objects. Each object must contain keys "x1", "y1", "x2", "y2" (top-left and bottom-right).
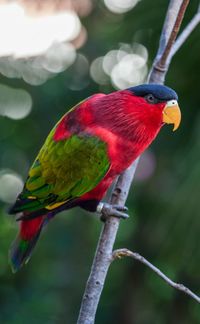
[{"x1": 0, "y1": 0, "x2": 199, "y2": 323}]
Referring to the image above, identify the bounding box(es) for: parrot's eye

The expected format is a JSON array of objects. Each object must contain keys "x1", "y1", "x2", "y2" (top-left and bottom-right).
[{"x1": 145, "y1": 94, "x2": 158, "y2": 104}]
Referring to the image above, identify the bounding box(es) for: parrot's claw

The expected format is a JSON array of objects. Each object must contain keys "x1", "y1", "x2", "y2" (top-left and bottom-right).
[{"x1": 96, "y1": 202, "x2": 129, "y2": 222}]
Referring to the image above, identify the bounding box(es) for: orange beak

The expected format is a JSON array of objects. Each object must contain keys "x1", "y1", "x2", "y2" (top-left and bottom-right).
[{"x1": 162, "y1": 100, "x2": 181, "y2": 131}]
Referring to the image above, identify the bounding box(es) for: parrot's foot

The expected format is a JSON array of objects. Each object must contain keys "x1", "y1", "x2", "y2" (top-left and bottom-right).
[{"x1": 96, "y1": 202, "x2": 129, "y2": 222}]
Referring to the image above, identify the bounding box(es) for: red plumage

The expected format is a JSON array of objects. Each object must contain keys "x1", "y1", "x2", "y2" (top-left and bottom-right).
[
  {"x1": 20, "y1": 216, "x2": 45, "y2": 240},
  {"x1": 20, "y1": 91, "x2": 165, "y2": 243}
]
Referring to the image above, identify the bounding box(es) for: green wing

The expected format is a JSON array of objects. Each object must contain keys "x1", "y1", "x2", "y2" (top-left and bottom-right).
[{"x1": 13, "y1": 130, "x2": 110, "y2": 213}]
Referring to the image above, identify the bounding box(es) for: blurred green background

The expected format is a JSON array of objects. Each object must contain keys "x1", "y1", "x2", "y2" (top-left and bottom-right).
[{"x1": 0, "y1": 0, "x2": 199, "y2": 323}]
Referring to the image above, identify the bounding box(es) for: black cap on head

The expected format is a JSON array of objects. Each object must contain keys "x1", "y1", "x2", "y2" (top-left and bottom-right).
[{"x1": 127, "y1": 84, "x2": 178, "y2": 102}]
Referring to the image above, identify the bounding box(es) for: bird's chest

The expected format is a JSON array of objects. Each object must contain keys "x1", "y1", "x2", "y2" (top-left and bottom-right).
[{"x1": 108, "y1": 137, "x2": 141, "y2": 175}]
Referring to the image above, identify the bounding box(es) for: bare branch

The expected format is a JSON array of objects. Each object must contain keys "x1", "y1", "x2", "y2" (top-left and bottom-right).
[
  {"x1": 148, "y1": 0, "x2": 190, "y2": 84},
  {"x1": 112, "y1": 249, "x2": 200, "y2": 304}
]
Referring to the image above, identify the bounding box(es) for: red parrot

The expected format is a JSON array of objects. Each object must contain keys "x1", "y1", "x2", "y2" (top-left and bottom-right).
[{"x1": 9, "y1": 84, "x2": 181, "y2": 272}]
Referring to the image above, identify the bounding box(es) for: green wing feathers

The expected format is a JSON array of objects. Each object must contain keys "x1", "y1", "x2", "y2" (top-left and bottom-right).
[{"x1": 11, "y1": 130, "x2": 110, "y2": 214}]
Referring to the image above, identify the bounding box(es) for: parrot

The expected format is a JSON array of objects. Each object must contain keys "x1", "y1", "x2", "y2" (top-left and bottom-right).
[{"x1": 8, "y1": 83, "x2": 181, "y2": 272}]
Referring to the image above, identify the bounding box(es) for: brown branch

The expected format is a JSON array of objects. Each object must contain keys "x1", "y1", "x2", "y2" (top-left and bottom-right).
[
  {"x1": 77, "y1": 1, "x2": 196, "y2": 323},
  {"x1": 170, "y1": 4, "x2": 200, "y2": 58},
  {"x1": 112, "y1": 249, "x2": 200, "y2": 304},
  {"x1": 159, "y1": 0, "x2": 190, "y2": 66},
  {"x1": 148, "y1": 0, "x2": 190, "y2": 84}
]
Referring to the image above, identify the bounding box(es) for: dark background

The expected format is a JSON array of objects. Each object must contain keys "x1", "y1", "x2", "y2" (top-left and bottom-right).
[{"x1": 0, "y1": 0, "x2": 199, "y2": 323}]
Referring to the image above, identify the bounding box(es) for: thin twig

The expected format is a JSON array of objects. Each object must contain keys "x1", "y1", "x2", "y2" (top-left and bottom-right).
[{"x1": 112, "y1": 249, "x2": 200, "y2": 304}]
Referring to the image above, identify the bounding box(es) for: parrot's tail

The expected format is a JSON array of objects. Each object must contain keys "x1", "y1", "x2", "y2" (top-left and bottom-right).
[{"x1": 9, "y1": 216, "x2": 46, "y2": 273}]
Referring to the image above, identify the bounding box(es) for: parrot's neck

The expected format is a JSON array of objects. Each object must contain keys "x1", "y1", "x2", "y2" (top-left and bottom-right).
[{"x1": 91, "y1": 91, "x2": 163, "y2": 146}]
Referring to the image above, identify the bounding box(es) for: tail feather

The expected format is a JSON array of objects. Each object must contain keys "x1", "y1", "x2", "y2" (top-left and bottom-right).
[
  {"x1": 9, "y1": 230, "x2": 42, "y2": 273},
  {"x1": 9, "y1": 216, "x2": 45, "y2": 272}
]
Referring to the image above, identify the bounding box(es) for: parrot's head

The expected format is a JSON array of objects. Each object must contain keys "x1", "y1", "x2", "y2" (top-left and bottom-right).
[{"x1": 127, "y1": 84, "x2": 181, "y2": 132}]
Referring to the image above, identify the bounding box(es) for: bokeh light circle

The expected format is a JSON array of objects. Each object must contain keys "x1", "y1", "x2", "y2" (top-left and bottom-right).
[
  {"x1": 104, "y1": 0, "x2": 140, "y2": 14},
  {"x1": 0, "y1": 84, "x2": 32, "y2": 120},
  {"x1": 0, "y1": 170, "x2": 24, "y2": 204}
]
